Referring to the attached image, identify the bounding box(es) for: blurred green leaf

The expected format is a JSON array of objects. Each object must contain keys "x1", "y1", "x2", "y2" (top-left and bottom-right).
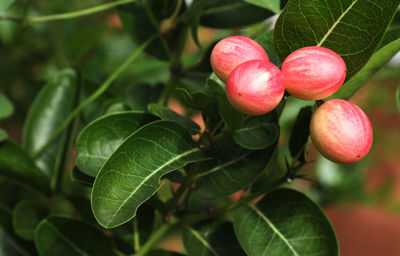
[
  {"x1": 91, "y1": 121, "x2": 206, "y2": 228},
  {"x1": 274, "y1": 0, "x2": 400, "y2": 80},
  {"x1": 330, "y1": 37, "x2": 400, "y2": 100},
  {"x1": 196, "y1": 137, "x2": 276, "y2": 199},
  {"x1": 289, "y1": 106, "x2": 312, "y2": 162},
  {"x1": 12, "y1": 200, "x2": 48, "y2": 241},
  {"x1": 255, "y1": 30, "x2": 281, "y2": 67},
  {"x1": 70, "y1": 167, "x2": 95, "y2": 187},
  {"x1": 244, "y1": 0, "x2": 280, "y2": 13},
  {"x1": 35, "y1": 216, "x2": 116, "y2": 256},
  {"x1": 76, "y1": 111, "x2": 158, "y2": 177},
  {"x1": 0, "y1": 140, "x2": 50, "y2": 195},
  {"x1": 104, "y1": 102, "x2": 131, "y2": 115},
  {"x1": 0, "y1": 93, "x2": 14, "y2": 120},
  {"x1": 183, "y1": 222, "x2": 246, "y2": 256},
  {"x1": 148, "y1": 103, "x2": 201, "y2": 134},
  {"x1": 22, "y1": 69, "x2": 78, "y2": 178},
  {"x1": 233, "y1": 123, "x2": 278, "y2": 150},
  {"x1": 233, "y1": 189, "x2": 338, "y2": 256},
  {"x1": 200, "y1": 0, "x2": 275, "y2": 28},
  {"x1": 0, "y1": 129, "x2": 7, "y2": 142},
  {"x1": 0, "y1": 0, "x2": 15, "y2": 11}
]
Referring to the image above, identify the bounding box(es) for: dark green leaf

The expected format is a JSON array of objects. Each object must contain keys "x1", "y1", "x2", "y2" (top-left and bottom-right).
[
  {"x1": 136, "y1": 204, "x2": 155, "y2": 246},
  {"x1": 0, "y1": 140, "x2": 50, "y2": 195},
  {"x1": 12, "y1": 200, "x2": 48, "y2": 241},
  {"x1": 378, "y1": 26, "x2": 400, "y2": 50},
  {"x1": 196, "y1": 137, "x2": 276, "y2": 199},
  {"x1": 200, "y1": 0, "x2": 275, "y2": 28},
  {"x1": 0, "y1": 129, "x2": 7, "y2": 142},
  {"x1": 22, "y1": 69, "x2": 78, "y2": 178},
  {"x1": 91, "y1": 120, "x2": 206, "y2": 228},
  {"x1": 35, "y1": 216, "x2": 116, "y2": 256},
  {"x1": 233, "y1": 123, "x2": 278, "y2": 150},
  {"x1": 148, "y1": 104, "x2": 201, "y2": 134},
  {"x1": 0, "y1": 93, "x2": 14, "y2": 120},
  {"x1": 233, "y1": 189, "x2": 338, "y2": 256},
  {"x1": 76, "y1": 111, "x2": 158, "y2": 177},
  {"x1": 0, "y1": 0, "x2": 15, "y2": 11},
  {"x1": 330, "y1": 37, "x2": 400, "y2": 100},
  {"x1": 117, "y1": 0, "x2": 181, "y2": 60},
  {"x1": 207, "y1": 77, "x2": 245, "y2": 131},
  {"x1": 274, "y1": 0, "x2": 400, "y2": 79},
  {"x1": 255, "y1": 30, "x2": 282, "y2": 67},
  {"x1": 244, "y1": 0, "x2": 280, "y2": 13},
  {"x1": 0, "y1": 203, "x2": 31, "y2": 256},
  {"x1": 70, "y1": 167, "x2": 95, "y2": 187},
  {"x1": 289, "y1": 106, "x2": 312, "y2": 162},
  {"x1": 183, "y1": 222, "x2": 246, "y2": 256}
]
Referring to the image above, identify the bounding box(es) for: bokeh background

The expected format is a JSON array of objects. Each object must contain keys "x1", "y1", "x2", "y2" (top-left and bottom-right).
[{"x1": 1, "y1": 1, "x2": 399, "y2": 255}]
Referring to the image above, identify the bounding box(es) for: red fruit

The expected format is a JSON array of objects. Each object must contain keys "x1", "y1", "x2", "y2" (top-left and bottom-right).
[
  {"x1": 226, "y1": 60, "x2": 285, "y2": 115},
  {"x1": 281, "y1": 46, "x2": 346, "y2": 100},
  {"x1": 310, "y1": 99, "x2": 373, "y2": 164},
  {"x1": 210, "y1": 36, "x2": 269, "y2": 83}
]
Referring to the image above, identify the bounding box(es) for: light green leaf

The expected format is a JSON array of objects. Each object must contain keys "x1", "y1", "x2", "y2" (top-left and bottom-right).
[
  {"x1": 0, "y1": 129, "x2": 7, "y2": 142},
  {"x1": 22, "y1": 69, "x2": 78, "y2": 178},
  {"x1": 0, "y1": 0, "x2": 15, "y2": 11},
  {"x1": 330, "y1": 37, "x2": 400, "y2": 100},
  {"x1": 244, "y1": 0, "x2": 280, "y2": 13},
  {"x1": 91, "y1": 120, "x2": 206, "y2": 228},
  {"x1": 195, "y1": 137, "x2": 276, "y2": 199},
  {"x1": 233, "y1": 123, "x2": 278, "y2": 150},
  {"x1": 12, "y1": 200, "x2": 48, "y2": 241},
  {"x1": 35, "y1": 216, "x2": 116, "y2": 256},
  {"x1": 0, "y1": 93, "x2": 14, "y2": 120},
  {"x1": 76, "y1": 111, "x2": 158, "y2": 177},
  {"x1": 0, "y1": 140, "x2": 50, "y2": 195},
  {"x1": 183, "y1": 222, "x2": 246, "y2": 256},
  {"x1": 233, "y1": 189, "x2": 338, "y2": 256},
  {"x1": 148, "y1": 104, "x2": 201, "y2": 134},
  {"x1": 274, "y1": 0, "x2": 400, "y2": 79}
]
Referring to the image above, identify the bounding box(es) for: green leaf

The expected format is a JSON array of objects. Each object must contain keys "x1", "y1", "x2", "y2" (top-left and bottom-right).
[
  {"x1": 183, "y1": 222, "x2": 246, "y2": 256},
  {"x1": 233, "y1": 123, "x2": 278, "y2": 150},
  {"x1": 255, "y1": 30, "x2": 282, "y2": 67},
  {"x1": 0, "y1": 203, "x2": 31, "y2": 256},
  {"x1": 91, "y1": 120, "x2": 206, "y2": 228},
  {"x1": 0, "y1": 0, "x2": 15, "y2": 11},
  {"x1": 148, "y1": 104, "x2": 201, "y2": 134},
  {"x1": 0, "y1": 93, "x2": 14, "y2": 120},
  {"x1": 233, "y1": 189, "x2": 338, "y2": 256},
  {"x1": 0, "y1": 140, "x2": 50, "y2": 195},
  {"x1": 70, "y1": 167, "x2": 95, "y2": 187},
  {"x1": 274, "y1": 0, "x2": 400, "y2": 79},
  {"x1": 195, "y1": 137, "x2": 276, "y2": 199},
  {"x1": 22, "y1": 69, "x2": 78, "y2": 178},
  {"x1": 76, "y1": 111, "x2": 158, "y2": 177},
  {"x1": 35, "y1": 216, "x2": 116, "y2": 256},
  {"x1": 330, "y1": 37, "x2": 400, "y2": 100},
  {"x1": 244, "y1": 0, "x2": 280, "y2": 13},
  {"x1": 289, "y1": 106, "x2": 312, "y2": 162},
  {"x1": 200, "y1": 0, "x2": 275, "y2": 28},
  {"x1": 0, "y1": 129, "x2": 7, "y2": 142},
  {"x1": 12, "y1": 200, "x2": 48, "y2": 241}
]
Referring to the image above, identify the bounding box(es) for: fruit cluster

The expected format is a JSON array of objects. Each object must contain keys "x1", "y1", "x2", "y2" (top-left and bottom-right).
[{"x1": 210, "y1": 36, "x2": 373, "y2": 164}]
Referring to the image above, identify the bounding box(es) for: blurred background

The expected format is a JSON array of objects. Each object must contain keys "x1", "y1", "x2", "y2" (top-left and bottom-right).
[{"x1": 0, "y1": 1, "x2": 399, "y2": 255}]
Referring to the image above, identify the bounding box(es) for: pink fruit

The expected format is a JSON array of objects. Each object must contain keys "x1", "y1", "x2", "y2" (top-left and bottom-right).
[
  {"x1": 281, "y1": 46, "x2": 346, "y2": 100},
  {"x1": 210, "y1": 36, "x2": 269, "y2": 83},
  {"x1": 310, "y1": 99, "x2": 373, "y2": 164},
  {"x1": 226, "y1": 60, "x2": 285, "y2": 115}
]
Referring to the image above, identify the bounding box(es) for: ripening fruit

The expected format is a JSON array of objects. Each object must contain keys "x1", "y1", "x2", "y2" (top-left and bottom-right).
[
  {"x1": 210, "y1": 36, "x2": 269, "y2": 82},
  {"x1": 281, "y1": 46, "x2": 346, "y2": 100},
  {"x1": 310, "y1": 99, "x2": 373, "y2": 164},
  {"x1": 226, "y1": 60, "x2": 285, "y2": 115}
]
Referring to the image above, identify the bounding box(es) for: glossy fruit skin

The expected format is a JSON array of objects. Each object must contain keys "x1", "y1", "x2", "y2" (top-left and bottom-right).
[
  {"x1": 226, "y1": 60, "x2": 285, "y2": 115},
  {"x1": 210, "y1": 36, "x2": 269, "y2": 83},
  {"x1": 310, "y1": 99, "x2": 373, "y2": 164},
  {"x1": 281, "y1": 46, "x2": 346, "y2": 100}
]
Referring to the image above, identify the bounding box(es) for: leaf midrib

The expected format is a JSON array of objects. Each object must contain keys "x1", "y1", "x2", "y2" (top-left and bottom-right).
[
  {"x1": 187, "y1": 226, "x2": 219, "y2": 256},
  {"x1": 104, "y1": 147, "x2": 201, "y2": 226},
  {"x1": 250, "y1": 205, "x2": 299, "y2": 256}
]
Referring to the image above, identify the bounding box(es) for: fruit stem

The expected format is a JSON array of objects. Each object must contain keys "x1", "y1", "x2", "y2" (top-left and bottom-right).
[{"x1": 315, "y1": 99, "x2": 325, "y2": 106}]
